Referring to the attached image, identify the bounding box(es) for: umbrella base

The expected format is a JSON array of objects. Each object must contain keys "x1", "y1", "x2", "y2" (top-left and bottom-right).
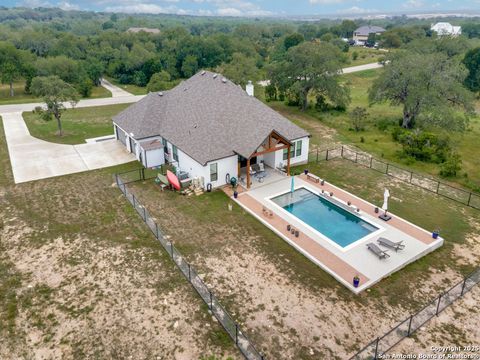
[{"x1": 379, "y1": 214, "x2": 392, "y2": 221}]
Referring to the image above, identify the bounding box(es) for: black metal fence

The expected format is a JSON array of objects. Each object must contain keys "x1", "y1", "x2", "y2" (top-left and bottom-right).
[
  {"x1": 350, "y1": 268, "x2": 480, "y2": 360},
  {"x1": 114, "y1": 169, "x2": 264, "y2": 360},
  {"x1": 308, "y1": 146, "x2": 480, "y2": 211}
]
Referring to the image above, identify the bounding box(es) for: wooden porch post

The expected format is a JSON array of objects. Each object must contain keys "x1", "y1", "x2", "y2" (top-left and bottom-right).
[
  {"x1": 287, "y1": 144, "x2": 291, "y2": 176},
  {"x1": 246, "y1": 158, "x2": 251, "y2": 189},
  {"x1": 237, "y1": 159, "x2": 241, "y2": 178}
]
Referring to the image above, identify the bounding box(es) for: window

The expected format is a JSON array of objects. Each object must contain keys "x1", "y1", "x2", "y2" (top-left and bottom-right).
[
  {"x1": 172, "y1": 145, "x2": 178, "y2": 162},
  {"x1": 210, "y1": 163, "x2": 218, "y2": 182},
  {"x1": 162, "y1": 138, "x2": 168, "y2": 153},
  {"x1": 283, "y1": 143, "x2": 296, "y2": 160},
  {"x1": 296, "y1": 140, "x2": 302, "y2": 157}
]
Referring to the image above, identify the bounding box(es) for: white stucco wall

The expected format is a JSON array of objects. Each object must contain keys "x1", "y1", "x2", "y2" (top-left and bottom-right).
[
  {"x1": 144, "y1": 148, "x2": 165, "y2": 168},
  {"x1": 205, "y1": 156, "x2": 238, "y2": 188},
  {"x1": 277, "y1": 136, "x2": 310, "y2": 168}
]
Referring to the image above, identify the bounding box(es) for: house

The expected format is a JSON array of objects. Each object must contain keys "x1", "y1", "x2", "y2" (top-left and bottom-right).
[
  {"x1": 126, "y1": 27, "x2": 160, "y2": 34},
  {"x1": 112, "y1": 71, "x2": 310, "y2": 190},
  {"x1": 430, "y1": 22, "x2": 462, "y2": 36},
  {"x1": 353, "y1": 25, "x2": 386, "y2": 42}
]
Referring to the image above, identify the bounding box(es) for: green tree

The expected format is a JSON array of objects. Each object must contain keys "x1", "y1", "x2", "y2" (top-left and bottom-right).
[
  {"x1": 284, "y1": 33, "x2": 304, "y2": 50},
  {"x1": 146, "y1": 71, "x2": 172, "y2": 92},
  {"x1": 31, "y1": 76, "x2": 79, "y2": 136},
  {"x1": 269, "y1": 42, "x2": 350, "y2": 111},
  {"x1": 0, "y1": 42, "x2": 27, "y2": 97},
  {"x1": 350, "y1": 107, "x2": 368, "y2": 131},
  {"x1": 463, "y1": 47, "x2": 480, "y2": 92},
  {"x1": 217, "y1": 52, "x2": 259, "y2": 87},
  {"x1": 369, "y1": 52, "x2": 474, "y2": 129},
  {"x1": 181, "y1": 55, "x2": 199, "y2": 78}
]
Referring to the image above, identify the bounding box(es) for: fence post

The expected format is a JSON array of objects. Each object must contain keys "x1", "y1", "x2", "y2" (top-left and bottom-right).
[
  {"x1": 155, "y1": 223, "x2": 159, "y2": 239},
  {"x1": 235, "y1": 324, "x2": 239, "y2": 345},
  {"x1": 316, "y1": 149, "x2": 319, "y2": 163},
  {"x1": 132, "y1": 194, "x2": 136, "y2": 208},
  {"x1": 467, "y1": 193, "x2": 472, "y2": 207},
  {"x1": 355, "y1": 152, "x2": 358, "y2": 163},
  {"x1": 188, "y1": 263, "x2": 191, "y2": 281},
  {"x1": 143, "y1": 206, "x2": 146, "y2": 221},
  {"x1": 461, "y1": 277, "x2": 467, "y2": 296},
  {"x1": 141, "y1": 167, "x2": 145, "y2": 181},
  {"x1": 326, "y1": 149, "x2": 329, "y2": 161},
  {"x1": 374, "y1": 337, "x2": 379, "y2": 359},
  {"x1": 409, "y1": 171, "x2": 413, "y2": 184},
  {"x1": 115, "y1": 174, "x2": 119, "y2": 186},
  {"x1": 370, "y1": 156, "x2": 373, "y2": 169},
  {"x1": 209, "y1": 290, "x2": 213, "y2": 310},
  {"x1": 170, "y1": 243, "x2": 174, "y2": 258},
  {"x1": 385, "y1": 163, "x2": 389, "y2": 175},
  {"x1": 341, "y1": 145, "x2": 344, "y2": 158},
  {"x1": 407, "y1": 314, "x2": 413, "y2": 336},
  {"x1": 436, "y1": 294, "x2": 442, "y2": 315},
  {"x1": 436, "y1": 182, "x2": 440, "y2": 194}
]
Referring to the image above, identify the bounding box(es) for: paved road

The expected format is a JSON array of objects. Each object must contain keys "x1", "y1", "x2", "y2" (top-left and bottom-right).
[
  {"x1": 0, "y1": 95, "x2": 144, "y2": 114},
  {"x1": 101, "y1": 78, "x2": 135, "y2": 97},
  {"x1": 257, "y1": 61, "x2": 383, "y2": 86},
  {"x1": 1, "y1": 112, "x2": 135, "y2": 184},
  {"x1": 341, "y1": 62, "x2": 383, "y2": 74}
]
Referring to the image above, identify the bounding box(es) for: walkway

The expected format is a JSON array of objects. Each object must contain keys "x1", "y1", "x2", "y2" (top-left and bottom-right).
[{"x1": 2, "y1": 112, "x2": 135, "y2": 183}]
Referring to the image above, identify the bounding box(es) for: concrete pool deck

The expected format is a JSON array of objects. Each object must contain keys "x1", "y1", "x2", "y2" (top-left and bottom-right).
[{"x1": 230, "y1": 174, "x2": 443, "y2": 293}]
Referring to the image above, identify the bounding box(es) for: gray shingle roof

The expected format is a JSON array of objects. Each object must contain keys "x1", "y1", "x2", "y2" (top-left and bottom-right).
[
  {"x1": 354, "y1": 25, "x2": 386, "y2": 36},
  {"x1": 113, "y1": 71, "x2": 310, "y2": 165}
]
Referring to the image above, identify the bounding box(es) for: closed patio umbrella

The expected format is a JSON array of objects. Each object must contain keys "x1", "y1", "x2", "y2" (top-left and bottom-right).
[
  {"x1": 291, "y1": 175, "x2": 295, "y2": 193},
  {"x1": 379, "y1": 188, "x2": 392, "y2": 221}
]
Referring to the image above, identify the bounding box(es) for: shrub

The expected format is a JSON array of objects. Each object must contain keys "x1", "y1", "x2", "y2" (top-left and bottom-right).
[
  {"x1": 76, "y1": 78, "x2": 93, "y2": 98},
  {"x1": 439, "y1": 153, "x2": 462, "y2": 177},
  {"x1": 376, "y1": 118, "x2": 395, "y2": 131},
  {"x1": 350, "y1": 106, "x2": 368, "y2": 132},
  {"x1": 393, "y1": 129, "x2": 451, "y2": 163},
  {"x1": 352, "y1": 51, "x2": 358, "y2": 61}
]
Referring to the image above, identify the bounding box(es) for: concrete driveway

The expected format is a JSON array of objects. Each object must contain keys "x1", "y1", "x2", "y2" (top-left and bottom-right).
[{"x1": 2, "y1": 112, "x2": 135, "y2": 183}]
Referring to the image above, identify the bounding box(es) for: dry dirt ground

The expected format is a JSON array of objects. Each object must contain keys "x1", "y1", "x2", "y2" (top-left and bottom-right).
[
  {"x1": 392, "y1": 286, "x2": 480, "y2": 357},
  {"x1": 0, "y1": 122, "x2": 239, "y2": 359},
  {"x1": 127, "y1": 159, "x2": 480, "y2": 360}
]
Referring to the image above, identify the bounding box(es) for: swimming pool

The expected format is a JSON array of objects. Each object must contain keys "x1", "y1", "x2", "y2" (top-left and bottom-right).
[{"x1": 271, "y1": 188, "x2": 378, "y2": 248}]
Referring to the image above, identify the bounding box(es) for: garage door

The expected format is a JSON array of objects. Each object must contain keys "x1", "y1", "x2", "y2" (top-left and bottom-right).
[{"x1": 116, "y1": 126, "x2": 127, "y2": 146}]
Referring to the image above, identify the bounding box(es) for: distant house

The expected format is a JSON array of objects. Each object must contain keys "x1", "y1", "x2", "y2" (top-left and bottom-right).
[
  {"x1": 112, "y1": 71, "x2": 310, "y2": 189},
  {"x1": 126, "y1": 27, "x2": 160, "y2": 34},
  {"x1": 430, "y1": 22, "x2": 462, "y2": 36},
  {"x1": 353, "y1": 26, "x2": 386, "y2": 42}
]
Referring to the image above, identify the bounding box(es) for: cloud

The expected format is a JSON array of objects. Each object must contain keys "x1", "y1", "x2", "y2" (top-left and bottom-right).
[
  {"x1": 403, "y1": 0, "x2": 425, "y2": 8},
  {"x1": 337, "y1": 6, "x2": 378, "y2": 14},
  {"x1": 104, "y1": 3, "x2": 187, "y2": 14},
  {"x1": 58, "y1": 1, "x2": 80, "y2": 10},
  {"x1": 309, "y1": 0, "x2": 348, "y2": 4}
]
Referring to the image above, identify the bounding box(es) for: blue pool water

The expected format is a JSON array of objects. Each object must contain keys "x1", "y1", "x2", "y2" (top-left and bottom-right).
[{"x1": 271, "y1": 188, "x2": 378, "y2": 247}]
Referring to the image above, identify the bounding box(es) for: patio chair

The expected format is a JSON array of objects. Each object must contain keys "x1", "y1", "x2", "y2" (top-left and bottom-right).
[
  {"x1": 377, "y1": 237, "x2": 405, "y2": 251},
  {"x1": 249, "y1": 166, "x2": 256, "y2": 176},
  {"x1": 366, "y1": 243, "x2": 390, "y2": 259}
]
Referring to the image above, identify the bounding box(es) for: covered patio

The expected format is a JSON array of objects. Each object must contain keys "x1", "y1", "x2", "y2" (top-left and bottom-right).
[{"x1": 237, "y1": 130, "x2": 292, "y2": 189}]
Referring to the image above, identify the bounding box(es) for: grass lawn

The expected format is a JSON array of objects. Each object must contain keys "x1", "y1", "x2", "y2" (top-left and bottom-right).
[
  {"x1": 0, "y1": 81, "x2": 112, "y2": 105},
  {"x1": 23, "y1": 103, "x2": 131, "y2": 145},
  {"x1": 105, "y1": 77, "x2": 148, "y2": 95},
  {"x1": 265, "y1": 69, "x2": 480, "y2": 191}
]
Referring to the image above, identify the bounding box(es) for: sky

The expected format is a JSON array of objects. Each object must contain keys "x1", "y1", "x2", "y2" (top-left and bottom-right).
[{"x1": 4, "y1": 0, "x2": 480, "y2": 17}]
